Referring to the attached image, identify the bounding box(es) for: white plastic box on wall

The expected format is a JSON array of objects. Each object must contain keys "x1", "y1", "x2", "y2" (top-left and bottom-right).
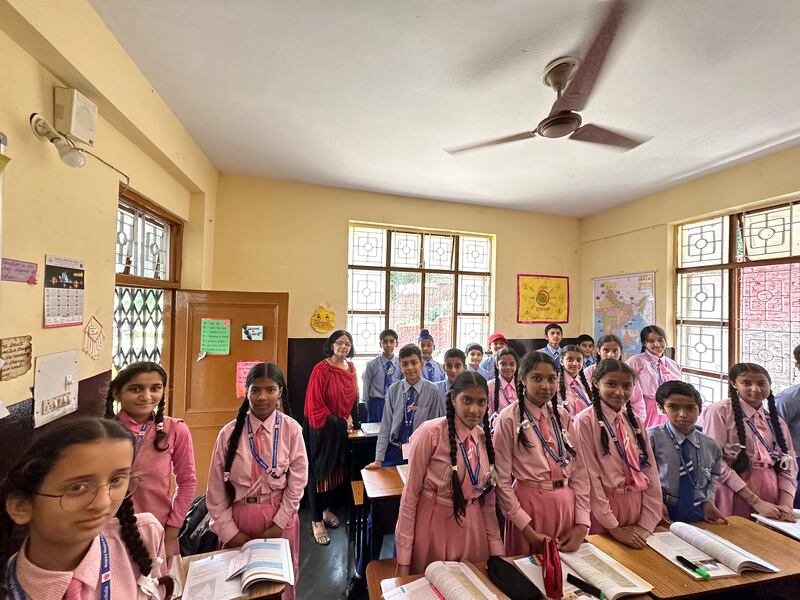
[{"x1": 54, "y1": 87, "x2": 97, "y2": 145}]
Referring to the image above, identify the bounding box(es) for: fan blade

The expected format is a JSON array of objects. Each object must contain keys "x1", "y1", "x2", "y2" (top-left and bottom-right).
[
  {"x1": 570, "y1": 123, "x2": 647, "y2": 150},
  {"x1": 561, "y1": 0, "x2": 629, "y2": 112},
  {"x1": 445, "y1": 131, "x2": 536, "y2": 155}
]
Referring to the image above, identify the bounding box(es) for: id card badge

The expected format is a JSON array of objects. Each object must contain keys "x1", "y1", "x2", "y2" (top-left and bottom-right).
[{"x1": 402, "y1": 443, "x2": 410, "y2": 460}]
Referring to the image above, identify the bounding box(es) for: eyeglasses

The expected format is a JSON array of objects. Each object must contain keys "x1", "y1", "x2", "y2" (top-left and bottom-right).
[
  {"x1": 36, "y1": 474, "x2": 144, "y2": 512},
  {"x1": 334, "y1": 341, "x2": 352, "y2": 348}
]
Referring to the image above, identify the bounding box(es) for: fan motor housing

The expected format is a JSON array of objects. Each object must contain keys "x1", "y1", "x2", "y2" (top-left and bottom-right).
[{"x1": 537, "y1": 112, "x2": 582, "y2": 139}]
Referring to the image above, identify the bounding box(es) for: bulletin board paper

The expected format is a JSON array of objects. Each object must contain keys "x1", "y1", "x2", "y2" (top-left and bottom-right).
[
  {"x1": 34, "y1": 349, "x2": 79, "y2": 428},
  {"x1": 1, "y1": 258, "x2": 38, "y2": 283},
  {"x1": 516, "y1": 274, "x2": 570, "y2": 323},
  {"x1": 236, "y1": 360, "x2": 264, "y2": 398},
  {"x1": 43, "y1": 255, "x2": 85, "y2": 328},
  {"x1": 0, "y1": 335, "x2": 33, "y2": 381},
  {"x1": 241, "y1": 324, "x2": 264, "y2": 341},
  {"x1": 200, "y1": 318, "x2": 231, "y2": 355}
]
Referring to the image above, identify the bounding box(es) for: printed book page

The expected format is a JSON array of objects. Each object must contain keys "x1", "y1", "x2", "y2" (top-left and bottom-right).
[
  {"x1": 752, "y1": 509, "x2": 800, "y2": 542},
  {"x1": 182, "y1": 552, "x2": 242, "y2": 600},
  {"x1": 382, "y1": 562, "x2": 499, "y2": 600},
  {"x1": 228, "y1": 538, "x2": 295, "y2": 589},
  {"x1": 670, "y1": 522, "x2": 779, "y2": 574},
  {"x1": 560, "y1": 544, "x2": 653, "y2": 600},
  {"x1": 514, "y1": 556, "x2": 596, "y2": 599},
  {"x1": 646, "y1": 532, "x2": 737, "y2": 579}
]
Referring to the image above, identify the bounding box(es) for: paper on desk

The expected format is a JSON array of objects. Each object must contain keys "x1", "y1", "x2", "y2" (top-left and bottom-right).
[{"x1": 182, "y1": 552, "x2": 242, "y2": 600}]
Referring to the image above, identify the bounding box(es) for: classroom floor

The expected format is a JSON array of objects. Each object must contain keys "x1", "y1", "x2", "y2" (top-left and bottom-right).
[{"x1": 296, "y1": 504, "x2": 395, "y2": 600}]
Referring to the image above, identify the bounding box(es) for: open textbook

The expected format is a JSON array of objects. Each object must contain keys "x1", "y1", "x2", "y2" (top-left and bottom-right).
[
  {"x1": 182, "y1": 538, "x2": 294, "y2": 600},
  {"x1": 514, "y1": 543, "x2": 652, "y2": 600},
  {"x1": 382, "y1": 561, "x2": 502, "y2": 599},
  {"x1": 646, "y1": 522, "x2": 779, "y2": 580},
  {"x1": 752, "y1": 509, "x2": 800, "y2": 542}
]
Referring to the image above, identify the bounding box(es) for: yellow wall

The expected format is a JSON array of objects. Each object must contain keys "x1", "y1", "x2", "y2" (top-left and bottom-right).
[
  {"x1": 213, "y1": 174, "x2": 583, "y2": 341},
  {"x1": 579, "y1": 144, "x2": 800, "y2": 333},
  {"x1": 0, "y1": 0, "x2": 217, "y2": 406}
]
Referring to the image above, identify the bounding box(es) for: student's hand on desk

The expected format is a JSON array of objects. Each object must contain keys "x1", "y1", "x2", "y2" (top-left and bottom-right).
[
  {"x1": 364, "y1": 460, "x2": 383, "y2": 470},
  {"x1": 396, "y1": 564, "x2": 411, "y2": 577},
  {"x1": 608, "y1": 526, "x2": 647, "y2": 549},
  {"x1": 262, "y1": 524, "x2": 284, "y2": 538},
  {"x1": 776, "y1": 504, "x2": 798, "y2": 522},
  {"x1": 522, "y1": 526, "x2": 551, "y2": 553},
  {"x1": 346, "y1": 415, "x2": 354, "y2": 433},
  {"x1": 164, "y1": 525, "x2": 181, "y2": 557},
  {"x1": 556, "y1": 525, "x2": 586, "y2": 552},
  {"x1": 227, "y1": 532, "x2": 250, "y2": 548},
  {"x1": 753, "y1": 499, "x2": 784, "y2": 520},
  {"x1": 703, "y1": 501, "x2": 728, "y2": 524}
]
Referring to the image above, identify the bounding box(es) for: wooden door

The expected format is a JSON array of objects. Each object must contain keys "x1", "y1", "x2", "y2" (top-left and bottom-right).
[{"x1": 172, "y1": 290, "x2": 288, "y2": 492}]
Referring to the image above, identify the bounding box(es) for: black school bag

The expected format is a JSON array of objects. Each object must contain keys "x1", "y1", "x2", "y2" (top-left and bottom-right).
[{"x1": 179, "y1": 495, "x2": 220, "y2": 556}]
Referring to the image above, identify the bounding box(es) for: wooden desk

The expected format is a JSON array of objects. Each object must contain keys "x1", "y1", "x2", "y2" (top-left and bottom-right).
[
  {"x1": 361, "y1": 466, "x2": 404, "y2": 500},
  {"x1": 180, "y1": 551, "x2": 285, "y2": 599},
  {"x1": 589, "y1": 516, "x2": 800, "y2": 599},
  {"x1": 349, "y1": 423, "x2": 381, "y2": 439}
]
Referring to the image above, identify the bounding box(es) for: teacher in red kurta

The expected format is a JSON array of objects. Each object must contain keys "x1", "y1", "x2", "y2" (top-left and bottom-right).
[{"x1": 304, "y1": 329, "x2": 360, "y2": 545}]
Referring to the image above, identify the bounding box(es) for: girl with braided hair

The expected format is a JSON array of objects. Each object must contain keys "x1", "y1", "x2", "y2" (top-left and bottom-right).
[
  {"x1": 584, "y1": 335, "x2": 647, "y2": 423},
  {"x1": 627, "y1": 325, "x2": 683, "y2": 429},
  {"x1": 559, "y1": 345, "x2": 593, "y2": 419},
  {"x1": 486, "y1": 347, "x2": 519, "y2": 426},
  {"x1": 493, "y1": 351, "x2": 590, "y2": 556},
  {"x1": 573, "y1": 359, "x2": 662, "y2": 548},
  {"x1": 395, "y1": 371, "x2": 503, "y2": 576},
  {"x1": 704, "y1": 363, "x2": 797, "y2": 521},
  {"x1": 206, "y1": 363, "x2": 308, "y2": 600},
  {"x1": 105, "y1": 361, "x2": 196, "y2": 557},
  {"x1": 1, "y1": 417, "x2": 171, "y2": 599}
]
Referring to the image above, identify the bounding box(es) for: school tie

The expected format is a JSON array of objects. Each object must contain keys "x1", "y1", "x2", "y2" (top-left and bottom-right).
[
  {"x1": 425, "y1": 361, "x2": 435, "y2": 381},
  {"x1": 615, "y1": 414, "x2": 649, "y2": 490},
  {"x1": 538, "y1": 411, "x2": 562, "y2": 480},
  {"x1": 751, "y1": 411, "x2": 773, "y2": 465},
  {"x1": 63, "y1": 577, "x2": 83, "y2": 600},
  {"x1": 657, "y1": 358, "x2": 670, "y2": 384},
  {"x1": 570, "y1": 381, "x2": 588, "y2": 409},
  {"x1": 673, "y1": 438, "x2": 702, "y2": 521},
  {"x1": 383, "y1": 360, "x2": 393, "y2": 395},
  {"x1": 400, "y1": 387, "x2": 416, "y2": 443},
  {"x1": 466, "y1": 435, "x2": 478, "y2": 474}
]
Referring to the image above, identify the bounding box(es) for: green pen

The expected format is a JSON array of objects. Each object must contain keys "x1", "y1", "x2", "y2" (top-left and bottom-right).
[{"x1": 676, "y1": 555, "x2": 711, "y2": 580}]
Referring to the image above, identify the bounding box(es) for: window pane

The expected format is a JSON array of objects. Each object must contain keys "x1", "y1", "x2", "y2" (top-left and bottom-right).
[
  {"x1": 424, "y1": 274, "x2": 454, "y2": 351},
  {"x1": 116, "y1": 202, "x2": 170, "y2": 280},
  {"x1": 739, "y1": 263, "x2": 800, "y2": 392},
  {"x1": 683, "y1": 372, "x2": 728, "y2": 406},
  {"x1": 389, "y1": 271, "x2": 422, "y2": 345},
  {"x1": 677, "y1": 270, "x2": 728, "y2": 321},
  {"x1": 141, "y1": 217, "x2": 169, "y2": 280},
  {"x1": 738, "y1": 205, "x2": 800, "y2": 261},
  {"x1": 347, "y1": 313, "x2": 383, "y2": 355},
  {"x1": 677, "y1": 217, "x2": 728, "y2": 267},
  {"x1": 677, "y1": 324, "x2": 728, "y2": 374},
  {"x1": 115, "y1": 205, "x2": 136, "y2": 275},
  {"x1": 112, "y1": 286, "x2": 164, "y2": 372},
  {"x1": 348, "y1": 269, "x2": 385, "y2": 311},
  {"x1": 349, "y1": 226, "x2": 386, "y2": 267},
  {"x1": 459, "y1": 236, "x2": 491, "y2": 272},
  {"x1": 391, "y1": 232, "x2": 422, "y2": 268},
  {"x1": 423, "y1": 234, "x2": 454, "y2": 270},
  {"x1": 459, "y1": 275, "x2": 490, "y2": 314},
  {"x1": 456, "y1": 316, "x2": 489, "y2": 351}
]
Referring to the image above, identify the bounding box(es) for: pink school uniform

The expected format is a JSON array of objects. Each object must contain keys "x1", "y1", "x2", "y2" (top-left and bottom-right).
[
  {"x1": 11, "y1": 512, "x2": 168, "y2": 600},
  {"x1": 583, "y1": 364, "x2": 647, "y2": 424},
  {"x1": 703, "y1": 399, "x2": 797, "y2": 517},
  {"x1": 487, "y1": 377, "x2": 518, "y2": 421},
  {"x1": 562, "y1": 372, "x2": 593, "y2": 419},
  {"x1": 207, "y1": 411, "x2": 308, "y2": 600},
  {"x1": 493, "y1": 400, "x2": 591, "y2": 555},
  {"x1": 627, "y1": 352, "x2": 682, "y2": 429},
  {"x1": 117, "y1": 412, "x2": 197, "y2": 534},
  {"x1": 395, "y1": 417, "x2": 504, "y2": 575},
  {"x1": 573, "y1": 402, "x2": 662, "y2": 534}
]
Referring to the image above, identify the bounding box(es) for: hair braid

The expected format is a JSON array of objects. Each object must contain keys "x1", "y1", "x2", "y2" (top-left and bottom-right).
[
  {"x1": 224, "y1": 398, "x2": 250, "y2": 502},
  {"x1": 516, "y1": 380, "x2": 533, "y2": 450},
  {"x1": 767, "y1": 392, "x2": 790, "y2": 472},
  {"x1": 578, "y1": 369, "x2": 591, "y2": 399},
  {"x1": 445, "y1": 395, "x2": 467, "y2": 522},
  {"x1": 493, "y1": 363, "x2": 501, "y2": 415},
  {"x1": 479, "y1": 411, "x2": 496, "y2": 499},
  {"x1": 116, "y1": 497, "x2": 152, "y2": 576},
  {"x1": 104, "y1": 390, "x2": 116, "y2": 419},
  {"x1": 625, "y1": 400, "x2": 649, "y2": 464},
  {"x1": 729, "y1": 387, "x2": 751, "y2": 475},
  {"x1": 153, "y1": 397, "x2": 169, "y2": 452},
  {"x1": 591, "y1": 384, "x2": 611, "y2": 455},
  {"x1": 551, "y1": 393, "x2": 576, "y2": 457},
  {"x1": 558, "y1": 368, "x2": 567, "y2": 406}
]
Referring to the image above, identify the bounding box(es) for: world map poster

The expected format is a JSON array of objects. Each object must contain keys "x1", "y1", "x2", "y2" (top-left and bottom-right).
[{"x1": 593, "y1": 272, "x2": 655, "y2": 357}]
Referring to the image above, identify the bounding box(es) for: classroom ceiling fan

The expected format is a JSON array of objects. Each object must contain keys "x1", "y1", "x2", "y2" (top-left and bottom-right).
[{"x1": 446, "y1": 0, "x2": 648, "y2": 155}]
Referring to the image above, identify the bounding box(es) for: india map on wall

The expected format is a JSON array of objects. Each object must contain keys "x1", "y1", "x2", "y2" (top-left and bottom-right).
[{"x1": 593, "y1": 273, "x2": 655, "y2": 357}]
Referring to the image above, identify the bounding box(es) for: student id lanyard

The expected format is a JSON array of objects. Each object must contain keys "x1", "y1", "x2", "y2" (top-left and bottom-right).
[
  {"x1": 135, "y1": 418, "x2": 152, "y2": 448},
  {"x1": 458, "y1": 439, "x2": 482, "y2": 491},
  {"x1": 570, "y1": 380, "x2": 590, "y2": 409},
  {"x1": 646, "y1": 355, "x2": 666, "y2": 385},
  {"x1": 665, "y1": 426, "x2": 700, "y2": 488},
  {"x1": 247, "y1": 412, "x2": 284, "y2": 479},
  {"x1": 746, "y1": 417, "x2": 792, "y2": 471},
  {"x1": 523, "y1": 405, "x2": 568, "y2": 467},
  {"x1": 499, "y1": 382, "x2": 513, "y2": 406},
  {"x1": 599, "y1": 412, "x2": 649, "y2": 471},
  {"x1": 6, "y1": 534, "x2": 111, "y2": 600}
]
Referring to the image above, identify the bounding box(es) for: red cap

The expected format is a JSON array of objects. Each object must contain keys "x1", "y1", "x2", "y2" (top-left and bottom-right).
[{"x1": 488, "y1": 333, "x2": 507, "y2": 345}]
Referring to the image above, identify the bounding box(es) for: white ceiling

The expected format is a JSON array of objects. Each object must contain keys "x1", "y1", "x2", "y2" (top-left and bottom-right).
[{"x1": 89, "y1": 0, "x2": 800, "y2": 217}]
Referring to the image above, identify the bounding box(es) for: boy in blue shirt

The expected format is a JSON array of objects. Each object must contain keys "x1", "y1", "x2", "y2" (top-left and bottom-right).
[
  {"x1": 434, "y1": 348, "x2": 467, "y2": 396},
  {"x1": 361, "y1": 328, "x2": 400, "y2": 423},
  {"x1": 648, "y1": 380, "x2": 727, "y2": 524},
  {"x1": 465, "y1": 343, "x2": 484, "y2": 373},
  {"x1": 478, "y1": 332, "x2": 507, "y2": 378},
  {"x1": 418, "y1": 329, "x2": 445, "y2": 382},
  {"x1": 541, "y1": 323, "x2": 563, "y2": 368},
  {"x1": 776, "y1": 344, "x2": 800, "y2": 507},
  {"x1": 576, "y1": 333, "x2": 597, "y2": 368}
]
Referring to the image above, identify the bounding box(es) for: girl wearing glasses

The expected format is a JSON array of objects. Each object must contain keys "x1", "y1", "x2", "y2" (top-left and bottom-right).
[
  {"x1": 0, "y1": 417, "x2": 171, "y2": 599},
  {"x1": 105, "y1": 362, "x2": 197, "y2": 558},
  {"x1": 395, "y1": 372, "x2": 502, "y2": 576},
  {"x1": 207, "y1": 363, "x2": 308, "y2": 600}
]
